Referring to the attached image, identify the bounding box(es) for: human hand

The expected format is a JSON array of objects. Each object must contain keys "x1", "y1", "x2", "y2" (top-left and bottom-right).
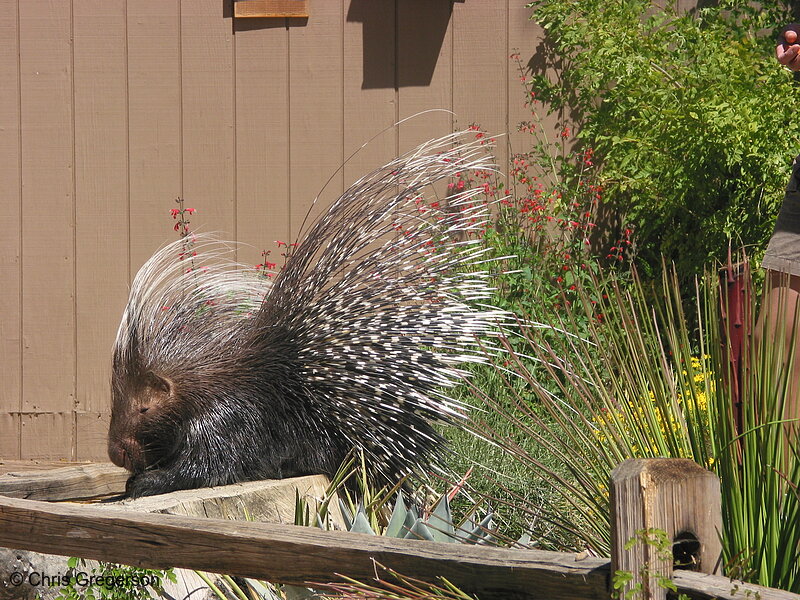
[{"x1": 777, "y1": 25, "x2": 800, "y2": 71}]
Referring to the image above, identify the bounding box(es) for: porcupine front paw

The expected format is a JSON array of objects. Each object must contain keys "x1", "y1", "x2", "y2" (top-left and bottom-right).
[{"x1": 125, "y1": 470, "x2": 178, "y2": 498}]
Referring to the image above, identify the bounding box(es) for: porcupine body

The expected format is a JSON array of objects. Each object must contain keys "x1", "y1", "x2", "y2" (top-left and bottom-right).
[{"x1": 108, "y1": 132, "x2": 507, "y2": 498}]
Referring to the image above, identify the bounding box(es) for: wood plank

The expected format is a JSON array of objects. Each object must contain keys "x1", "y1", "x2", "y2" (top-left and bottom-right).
[
  {"x1": 73, "y1": 0, "x2": 129, "y2": 419},
  {"x1": 110, "y1": 475, "x2": 339, "y2": 527},
  {"x1": 396, "y1": 0, "x2": 452, "y2": 213},
  {"x1": 288, "y1": 0, "x2": 344, "y2": 243},
  {"x1": 611, "y1": 459, "x2": 723, "y2": 600},
  {"x1": 0, "y1": 414, "x2": 20, "y2": 459},
  {"x1": 75, "y1": 412, "x2": 111, "y2": 461},
  {"x1": 0, "y1": 459, "x2": 92, "y2": 476},
  {"x1": 341, "y1": 1, "x2": 398, "y2": 265},
  {"x1": 127, "y1": 0, "x2": 182, "y2": 272},
  {"x1": 181, "y1": 0, "x2": 236, "y2": 239},
  {"x1": 233, "y1": 14, "x2": 291, "y2": 268},
  {"x1": 397, "y1": 0, "x2": 453, "y2": 154},
  {"x1": 235, "y1": 1, "x2": 308, "y2": 19},
  {"x1": 343, "y1": 0, "x2": 397, "y2": 190},
  {"x1": 452, "y1": 1, "x2": 507, "y2": 177},
  {"x1": 19, "y1": 414, "x2": 73, "y2": 461},
  {"x1": 673, "y1": 571, "x2": 799, "y2": 600},
  {"x1": 0, "y1": 462, "x2": 127, "y2": 500},
  {"x1": 19, "y1": 2, "x2": 75, "y2": 460},
  {"x1": 0, "y1": 465, "x2": 332, "y2": 520},
  {"x1": 0, "y1": 0, "x2": 21, "y2": 448},
  {"x1": 0, "y1": 495, "x2": 611, "y2": 600}
]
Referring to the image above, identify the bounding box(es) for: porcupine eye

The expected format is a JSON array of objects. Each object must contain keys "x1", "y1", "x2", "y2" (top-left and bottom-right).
[{"x1": 139, "y1": 372, "x2": 173, "y2": 417}]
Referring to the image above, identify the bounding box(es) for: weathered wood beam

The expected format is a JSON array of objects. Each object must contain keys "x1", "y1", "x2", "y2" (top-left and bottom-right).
[
  {"x1": 0, "y1": 463, "x2": 128, "y2": 501},
  {"x1": 0, "y1": 495, "x2": 610, "y2": 600},
  {"x1": 673, "y1": 571, "x2": 799, "y2": 600},
  {"x1": 108, "y1": 475, "x2": 340, "y2": 526}
]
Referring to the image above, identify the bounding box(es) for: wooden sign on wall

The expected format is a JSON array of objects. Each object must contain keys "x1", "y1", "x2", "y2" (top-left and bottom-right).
[{"x1": 234, "y1": 0, "x2": 309, "y2": 18}]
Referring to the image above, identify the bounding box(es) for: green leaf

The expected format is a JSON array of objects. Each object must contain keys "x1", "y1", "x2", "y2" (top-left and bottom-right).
[
  {"x1": 428, "y1": 494, "x2": 457, "y2": 543},
  {"x1": 349, "y1": 504, "x2": 376, "y2": 535},
  {"x1": 385, "y1": 493, "x2": 409, "y2": 538},
  {"x1": 404, "y1": 518, "x2": 435, "y2": 541}
]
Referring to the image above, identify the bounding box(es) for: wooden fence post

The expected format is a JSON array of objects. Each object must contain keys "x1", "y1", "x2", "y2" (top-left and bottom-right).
[{"x1": 610, "y1": 458, "x2": 723, "y2": 600}]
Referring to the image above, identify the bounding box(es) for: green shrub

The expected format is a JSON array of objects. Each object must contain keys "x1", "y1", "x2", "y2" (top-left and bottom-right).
[{"x1": 528, "y1": 0, "x2": 797, "y2": 279}]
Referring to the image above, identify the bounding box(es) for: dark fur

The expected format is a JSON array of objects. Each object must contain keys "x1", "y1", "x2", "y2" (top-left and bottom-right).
[{"x1": 108, "y1": 323, "x2": 384, "y2": 498}]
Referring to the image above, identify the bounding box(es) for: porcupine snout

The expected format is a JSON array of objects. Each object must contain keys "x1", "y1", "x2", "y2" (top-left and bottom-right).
[{"x1": 107, "y1": 371, "x2": 175, "y2": 474}]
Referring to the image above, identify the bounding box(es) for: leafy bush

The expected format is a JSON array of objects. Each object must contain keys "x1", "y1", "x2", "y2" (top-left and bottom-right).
[
  {"x1": 440, "y1": 55, "x2": 643, "y2": 548},
  {"x1": 462, "y1": 60, "x2": 634, "y2": 327},
  {"x1": 527, "y1": 0, "x2": 798, "y2": 279}
]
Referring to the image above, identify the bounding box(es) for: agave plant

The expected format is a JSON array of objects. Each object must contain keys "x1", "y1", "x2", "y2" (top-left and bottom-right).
[
  {"x1": 464, "y1": 261, "x2": 800, "y2": 590},
  {"x1": 199, "y1": 454, "x2": 498, "y2": 600}
]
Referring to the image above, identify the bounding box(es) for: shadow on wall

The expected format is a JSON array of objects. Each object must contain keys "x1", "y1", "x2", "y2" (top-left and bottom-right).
[
  {"x1": 226, "y1": 0, "x2": 456, "y2": 89},
  {"x1": 347, "y1": 0, "x2": 452, "y2": 89}
]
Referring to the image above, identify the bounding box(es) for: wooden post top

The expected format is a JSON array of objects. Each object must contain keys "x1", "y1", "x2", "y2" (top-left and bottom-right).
[
  {"x1": 611, "y1": 457, "x2": 716, "y2": 481},
  {"x1": 611, "y1": 458, "x2": 723, "y2": 600}
]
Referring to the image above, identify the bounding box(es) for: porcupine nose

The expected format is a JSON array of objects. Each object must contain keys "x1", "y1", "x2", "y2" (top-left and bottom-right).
[{"x1": 108, "y1": 439, "x2": 131, "y2": 470}]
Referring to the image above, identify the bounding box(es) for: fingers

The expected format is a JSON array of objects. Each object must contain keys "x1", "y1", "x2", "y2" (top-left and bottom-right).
[
  {"x1": 778, "y1": 27, "x2": 800, "y2": 71},
  {"x1": 777, "y1": 42, "x2": 800, "y2": 71}
]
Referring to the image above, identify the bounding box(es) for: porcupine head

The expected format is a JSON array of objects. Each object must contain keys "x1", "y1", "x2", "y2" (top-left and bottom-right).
[
  {"x1": 107, "y1": 238, "x2": 344, "y2": 498},
  {"x1": 108, "y1": 133, "x2": 507, "y2": 498}
]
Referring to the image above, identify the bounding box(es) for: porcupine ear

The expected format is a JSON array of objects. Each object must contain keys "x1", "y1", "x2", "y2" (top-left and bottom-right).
[
  {"x1": 139, "y1": 371, "x2": 175, "y2": 413},
  {"x1": 142, "y1": 372, "x2": 174, "y2": 402}
]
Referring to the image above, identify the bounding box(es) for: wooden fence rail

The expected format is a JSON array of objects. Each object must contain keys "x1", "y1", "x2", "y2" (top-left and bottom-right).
[
  {"x1": 0, "y1": 458, "x2": 797, "y2": 600},
  {"x1": 0, "y1": 495, "x2": 609, "y2": 600}
]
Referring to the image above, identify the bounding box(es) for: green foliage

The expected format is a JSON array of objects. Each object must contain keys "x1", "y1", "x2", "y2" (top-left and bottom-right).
[
  {"x1": 528, "y1": 0, "x2": 798, "y2": 279},
  {"x1": 443, "y1": 56, "x2": 637, "y2": 553},
  {"x1": 51, "y1": 559, "x2": 175, "y2": 600},
  {"x1": 466, "y1": 261, "x2": 800, "y2": 590},
  {"x1": 468, "y1": 82, "x2": 631, "y2": 329},
  {"x1": 613, "y1": 529, "x2": 686, "y2": 600},
  {"x1": 319, "y1": 564, "x2": 479, "y2": 600},
  {"x1": 198, "y1": 457, "x2": 492, "y2": 600}
]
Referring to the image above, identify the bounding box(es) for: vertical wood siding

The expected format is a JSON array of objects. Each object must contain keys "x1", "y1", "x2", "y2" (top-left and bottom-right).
[{"x1": 0, "y1": 0, "x2": 554, "y2": 460}]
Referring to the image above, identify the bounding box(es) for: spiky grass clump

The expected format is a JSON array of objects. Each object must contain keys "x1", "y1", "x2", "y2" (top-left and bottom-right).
[{"x1": 461, "y1": 263, "x2": 800, "y2": 590}]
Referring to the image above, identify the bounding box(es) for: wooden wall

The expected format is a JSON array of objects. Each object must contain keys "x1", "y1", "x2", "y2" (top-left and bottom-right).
[{"x1": 0, "y1": 0, "x2": 553, "y2": 461}]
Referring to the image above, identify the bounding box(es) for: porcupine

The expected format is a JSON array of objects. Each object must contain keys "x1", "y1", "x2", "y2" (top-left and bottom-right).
[{"x1": 107, "y1": 132, "x2": 507, "y2": 498}]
